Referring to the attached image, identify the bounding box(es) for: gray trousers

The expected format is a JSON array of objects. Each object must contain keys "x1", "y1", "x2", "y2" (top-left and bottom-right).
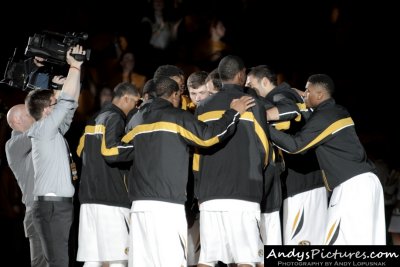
[
  {"x1": 24, "y1": 208, "x2": 47, "y2": 267},
  {"x1": 32, "y1": 201, "x2": 73, "y2": 267}
]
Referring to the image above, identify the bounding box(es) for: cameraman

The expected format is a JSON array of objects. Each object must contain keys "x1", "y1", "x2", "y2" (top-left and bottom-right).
[
  {"x1": 25, "y1": 57, "x2": 50, "y2": 90},
  {"x1": 25, "y1": 45, "x2": 85, "y2": 267}
]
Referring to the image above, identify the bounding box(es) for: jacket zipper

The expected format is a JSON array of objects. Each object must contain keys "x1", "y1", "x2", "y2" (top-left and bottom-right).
[
  {"x1": 321, "y1": 170, "x2": 332, "y2": 192},
  {"x1": 123, "y1": 174, "x2": 129, "y2": 192}
]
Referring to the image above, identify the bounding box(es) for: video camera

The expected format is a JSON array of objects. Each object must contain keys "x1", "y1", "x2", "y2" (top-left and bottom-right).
[
  {"x1": 2, "y1": 31, "x2": 90, "y2": 90},
  {"x1": 25, "y1": 31, "x2": 91, "y2": 66}
]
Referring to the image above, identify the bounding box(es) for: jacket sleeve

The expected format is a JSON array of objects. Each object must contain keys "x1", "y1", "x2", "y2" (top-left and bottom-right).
[
  {"x1": 102, "y1": 113, "x2": 135, "y2": 163},
  {"x1": 272, "y1": 94, "x2": 301, "y2": 122},
  {"x1": 179, "y1": 108, "x2": 240, "y2": 148},
  {"x1": 268, "y1": 113, "x2": 329, "y2": 154},
  {"x1": 56, "y1": 92, "x2": 78, "y2": 135}
]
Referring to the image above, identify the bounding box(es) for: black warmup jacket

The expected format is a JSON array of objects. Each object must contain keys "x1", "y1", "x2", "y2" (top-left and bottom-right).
[
  {"x1": 77, "y1": 103, "x2": 134, "y2": 208},
  {"x1": 269, "y1": 98, "x2": 376, "y2": 191},
  {"x1": 122, "y1": 98, "x2": 241, "y2": 204},
  {"x1": 194, "y1": 84, "x2": 273, "y2": 204},
  {"x1": 266, "y1": 82, "x2": 324, "y2": 198}
]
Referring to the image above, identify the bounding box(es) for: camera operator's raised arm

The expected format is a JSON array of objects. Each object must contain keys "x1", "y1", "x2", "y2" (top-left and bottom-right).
[{"x1": 62, "y1": 45, "x2": 85, "y2": 101}]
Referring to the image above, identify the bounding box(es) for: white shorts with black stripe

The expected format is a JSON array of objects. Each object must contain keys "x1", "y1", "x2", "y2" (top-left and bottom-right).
[
  {"x1": 129, "y1": 200, "x2": 187, "y2": 267},
  {"x1": 198, "y1": 199, "x2": 263, "y2": 265},
  {"x1": 324, "y1": 172, "x2": 386, "y2": 245},
  {"x1": 77, "y1": 203, "x2": 130, "y2": 262},
  {"x1": 283, "y1": 187, "x2": 328, "y2": 245}
]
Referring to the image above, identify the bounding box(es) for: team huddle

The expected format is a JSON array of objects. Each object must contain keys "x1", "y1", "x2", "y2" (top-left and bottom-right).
[{"x1": 5, "y1": 45, "x2": 385, "y2": 267}]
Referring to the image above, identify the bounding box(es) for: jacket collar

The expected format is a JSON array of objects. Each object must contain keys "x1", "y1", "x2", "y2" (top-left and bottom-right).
[
  {"x1": 221, "y1": 83, "x2": 245, "y2": 93},
  {"x1": 315, "y1": 98, "x2": 336, "y2": 111},
  {"x1": 149, "y1": 98, "x2": 174, "y2": 110},
  {"x1": 103, "y1": 102, "x2": 127, "y2": 118}
]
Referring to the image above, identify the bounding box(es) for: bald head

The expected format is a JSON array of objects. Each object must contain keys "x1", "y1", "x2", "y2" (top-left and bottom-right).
[{"x1": 7, "y1": 104, "x2": 35, "y2": 132}]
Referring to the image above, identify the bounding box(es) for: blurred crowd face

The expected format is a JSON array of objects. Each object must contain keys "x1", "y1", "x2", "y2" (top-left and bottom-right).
[
  {"x1": 120, "y1": 52, "x2": 135, "y2": 71},
  {"x1": 100, "y1": 87, "x2": 113, "y2": 107},
  {"x1": 211, "y1": 21, "x2": 226, "y2": 39}
]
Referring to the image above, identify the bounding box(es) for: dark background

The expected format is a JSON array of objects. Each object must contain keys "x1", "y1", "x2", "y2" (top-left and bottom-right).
[
  {"x1": 0, "y1": 0, "x2": 397, "y2": 137},
  {"x1": 0, "y1": 0, "x2": 398, "y2": 265}
]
